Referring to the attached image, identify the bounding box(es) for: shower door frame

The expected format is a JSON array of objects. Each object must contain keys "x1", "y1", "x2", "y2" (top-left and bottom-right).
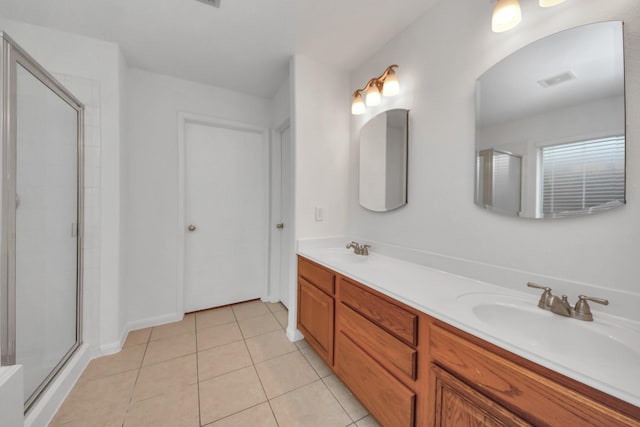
[{"x1": 0, "y1": 32, "x2": 85, "y2": 413}]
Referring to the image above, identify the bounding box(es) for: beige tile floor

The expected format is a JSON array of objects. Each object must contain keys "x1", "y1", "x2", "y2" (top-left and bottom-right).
[{"x1": 50, "y1": 300, "x2": 381, "y2": 427}]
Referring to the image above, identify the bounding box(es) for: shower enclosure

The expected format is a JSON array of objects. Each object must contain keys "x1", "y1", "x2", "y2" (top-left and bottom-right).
[{"x1": 0, "y1": 33, "x2": 84, "y2": 412}]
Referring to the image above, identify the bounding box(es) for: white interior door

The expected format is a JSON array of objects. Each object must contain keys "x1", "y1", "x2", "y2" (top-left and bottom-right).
[
  {"x1": 279, "y1": 126, "x2": 293, "y2": 307},
  {"x1": 184, "y1": 121, "x2": 267, "y2": 312}
]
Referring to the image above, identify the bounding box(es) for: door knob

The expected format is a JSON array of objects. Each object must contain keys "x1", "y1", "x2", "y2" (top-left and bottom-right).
[
  {"x1": 276, "y1": 223, "x2": 284, "y2": 229},
  {"x1": 188, "y1": 224, "x2": 196, "y2": 231}
]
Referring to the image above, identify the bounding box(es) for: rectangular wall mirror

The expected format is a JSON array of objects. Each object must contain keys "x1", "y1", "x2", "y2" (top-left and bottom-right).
[
  {"x1": 475, "y1": 21, "x2": 625, "y2": 219},
  {"x1": 359, "y1": 108, "x2": 409, "y2": 212}
]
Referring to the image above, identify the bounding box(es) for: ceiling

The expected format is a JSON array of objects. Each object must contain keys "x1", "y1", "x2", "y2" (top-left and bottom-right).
[{"x1": 0, "y1": 0, "x2": 440, "y2": 98}]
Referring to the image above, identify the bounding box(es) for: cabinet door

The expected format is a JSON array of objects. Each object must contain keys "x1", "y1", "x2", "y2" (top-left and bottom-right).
[
  {"x1": 297, "y1": 278, "x2": 334, "y2": 365},
  {"x1": 432, "y1": 364, "x2": 531, "y2": 427}
]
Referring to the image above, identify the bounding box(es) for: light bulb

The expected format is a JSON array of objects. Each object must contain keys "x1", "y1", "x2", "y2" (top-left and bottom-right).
[
  {"x1": 351, "y1": 93, "x2": 365, "y2": 115},
  {"x1": 382, "y1": 70, "x2": 399, "y2": 96},
  {"x1": 492, "y1": 0, "x2": 522, "y2": 33},
  {"x1": 365, "y1": 84, "x2": 381, "y2": 106},
  {"x1": 539, "y1": 0, "x2": 565, "y2": 6}
]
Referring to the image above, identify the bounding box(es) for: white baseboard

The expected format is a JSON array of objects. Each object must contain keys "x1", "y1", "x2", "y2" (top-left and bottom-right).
[
  {"x1": 262, "y1": 295, "x2": 280, "y2": 304},
  {"x1": 100, "y1": 312, "x2": 182, "y2": 356},
  {"x1": 126, "y1": 312, "x2": 183, "y2": 332},
  {"x1": 286, "y1": 326, "x2": 304, "y2": 342}
]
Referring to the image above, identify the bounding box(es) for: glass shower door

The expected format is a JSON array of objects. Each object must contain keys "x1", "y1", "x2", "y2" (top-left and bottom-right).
[{"x1": 13, "y1": 53, "x2": 82, "y2": 410}]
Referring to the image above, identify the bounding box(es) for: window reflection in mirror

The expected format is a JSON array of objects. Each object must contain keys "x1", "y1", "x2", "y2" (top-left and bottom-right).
[
  {"x1": 475, "y1": 21, "x2": 625, "y2": 219},
  {"x1": 359, "y1": 109, "x2": 409, "y2": 212}
]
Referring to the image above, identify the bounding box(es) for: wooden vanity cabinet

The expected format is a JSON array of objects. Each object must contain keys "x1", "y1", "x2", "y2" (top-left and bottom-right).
[
  {"x1": 431, "y1": 364, "x2": 531, "y2": 427},
  {"x1": 296, "y1": 256, "x2": 640, "y2": 427},
  {"x1": 335, "y1": 277, "x2": 423, "y2": 427},
  {"x1": 297, "y1": 257, "x2": 335, "y2": 366},
  {"x1": 429, "y1": 322, "x2": 640, "y2": 427}
]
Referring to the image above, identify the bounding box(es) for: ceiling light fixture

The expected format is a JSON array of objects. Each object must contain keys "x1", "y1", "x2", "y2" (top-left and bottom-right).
[
  {"x1": 351, "y1": 65, "x2": 399, "y2": 115},
  {"x1": 492, "y1": 0, "x2": 566, "y2": 33}
]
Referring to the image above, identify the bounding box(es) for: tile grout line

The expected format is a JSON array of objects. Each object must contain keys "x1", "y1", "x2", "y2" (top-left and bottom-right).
[
  {"x1": 195, "y1": 314, "x2": 203, "y2": 427},
  {"x1": 122, "y1": 329, "x2": 152, "y2": 427},
  {"x1": 321, "y1": 375, "x2": 365, "y2": 424},
  {"x1": 237, "y1": 303, "x2": 282, "y2": 427},
  {"x1": 199, "y1": 401, "x2": 276, "y2": 427}
]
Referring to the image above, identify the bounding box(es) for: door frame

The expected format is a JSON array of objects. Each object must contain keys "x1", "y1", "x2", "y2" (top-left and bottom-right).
[
  {"x1": 177, "y1": 112, "x2": 270, "y2": 315},
  {"x1": 269, "y1": 118, "x2": 294, "y2": 305}
]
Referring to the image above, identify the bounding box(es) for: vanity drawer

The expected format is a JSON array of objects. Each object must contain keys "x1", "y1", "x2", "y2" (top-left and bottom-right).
[
  {"x1": 337, "y1": 302, "x2": 416, "y2": 381},
  {"x1": 430, "y1": 324, "x2": 639, "y2": 427},
  {"x1": 339, "y1": 277, "x2": 418, "y2": 346},
  {"x1": 335, "y1": 331, "x2": 416, "y2": 427},
  {"x1": 298, "y1": 257, "x2": 335, "y2": 295}
]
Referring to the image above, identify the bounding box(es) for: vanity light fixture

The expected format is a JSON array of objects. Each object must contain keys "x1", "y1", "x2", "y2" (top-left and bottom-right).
[
  {"x1": 492, "y1": 0, "x2": 566, "y2": 33},
  {"x1": 492, "y1": 0, "x2": 522, "y2": 33},
  {"x1": 539, "y1": 0, "x2": 566, "y2": 7},
  {"x1": 351, "y1": 65, "x2": 399, "y2": 115}
]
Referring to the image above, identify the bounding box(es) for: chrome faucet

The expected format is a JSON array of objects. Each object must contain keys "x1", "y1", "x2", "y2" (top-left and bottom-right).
[
  {"x1": 346, "y1": 241, "x2": 371, "y2": 256},
  {"x1": 527, "y1": 282, "x2": 609, "y2": 321}
]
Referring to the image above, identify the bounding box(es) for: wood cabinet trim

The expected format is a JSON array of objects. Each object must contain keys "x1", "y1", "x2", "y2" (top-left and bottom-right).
[
  {"x1": 430, "y1": 319, "x2": 640, "y2": 422},
  {"x1": 339, "y1": 276, "x2": 418, "y2": 346},
  {"x1": 432, "y1": 364, "x2": 532, "y2": 427},
  {"x1": 298, "y1": 257, "x2": 335, "y2": 295},
  {"x1": 337, "y1": 301, "x2": 417, "y2": 381},
  {"x1": 335, "y1": 331, "x2": 416, "y2": 427},
  {"x1": 297, "y1": 278, "x2": 334, "y2": 366},
  {"x1": 430, "y1": 323, "x2": 640, "y2": 426}
]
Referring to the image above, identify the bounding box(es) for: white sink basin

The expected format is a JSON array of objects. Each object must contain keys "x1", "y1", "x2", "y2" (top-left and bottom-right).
[{"x1": 457, "y1": 292, "x2": 640, "y2": 366}]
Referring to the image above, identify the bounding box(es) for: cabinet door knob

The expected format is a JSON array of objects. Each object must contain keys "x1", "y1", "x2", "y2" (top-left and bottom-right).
[
  {"x1": 188, "y1": 224, "x2": 196, "y2": 232},
  {"x1": 276, "y1": 223, "x2": 284, "y2": 229}
]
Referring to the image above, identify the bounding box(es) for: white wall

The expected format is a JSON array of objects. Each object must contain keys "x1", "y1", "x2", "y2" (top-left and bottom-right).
[
  {"x1": 347, "y1": 0, "x2": 640, "y2": 296},
  {"x1": 292, "y1": 55, "x2": 350, "y2": 239},
  {"x1": 124, "y1": 69, "x2": 272, "y2": 326},
  {"x1": 271, "y1": 77, "x2": 291, "y2": 129},
  {"x1": 118, "y1": 49, "x2": 128, "y2": 343}
]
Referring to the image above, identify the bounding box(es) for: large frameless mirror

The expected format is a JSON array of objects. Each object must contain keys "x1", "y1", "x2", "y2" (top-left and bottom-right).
[
  {"x1": 359, "y1": 108, "x2": 409, "y2": 212},
  {"x1": 475, "y1": 21, "x2": 625, "y2": 219}
]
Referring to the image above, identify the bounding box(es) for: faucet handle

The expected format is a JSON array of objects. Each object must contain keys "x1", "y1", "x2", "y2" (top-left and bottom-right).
[
  {"x1": 362, "y1": 244, "x2": 371, "y2": 256},
  {"x1": 578, "y1": 295, "x2": 609, "y2": 306},
  {"x1": 573, "y1": 295, "x2": 609, "y2": 321},
  {"x1": 527, "y1": 282, "x2": 553, "y2": 309}
]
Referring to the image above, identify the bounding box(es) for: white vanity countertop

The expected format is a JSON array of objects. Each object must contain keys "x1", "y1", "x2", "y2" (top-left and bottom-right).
[{"x1": 297, "y1": 244, "x2": 640, "y2": 408}]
